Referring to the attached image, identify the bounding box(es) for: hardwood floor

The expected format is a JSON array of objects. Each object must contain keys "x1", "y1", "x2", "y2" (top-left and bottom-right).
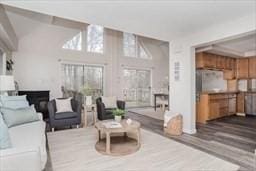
[{"x1": 127, "y1": 112, "x2": 256, "y2": 171}]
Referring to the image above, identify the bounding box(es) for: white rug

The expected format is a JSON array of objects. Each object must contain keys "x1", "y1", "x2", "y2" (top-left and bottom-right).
[
  {"x1": 47, "y1": 127, "x2": 239, "y2": 171},
  {"x1": 129, "y1": 107, "x2": 164, "y2": 120}
]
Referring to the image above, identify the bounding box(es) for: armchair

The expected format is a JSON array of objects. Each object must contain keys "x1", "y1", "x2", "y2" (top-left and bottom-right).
[
  {"x1": 48, "y1": 98, "x2": 82, "y2": 131},
  {"x1": 96, "y1": 97, "x2": 125, "y2": 120}
]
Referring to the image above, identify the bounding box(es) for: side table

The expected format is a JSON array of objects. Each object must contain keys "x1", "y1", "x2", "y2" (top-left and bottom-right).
[{"x1": 82, "y1": 104, "x2": 97, "y2": 128}]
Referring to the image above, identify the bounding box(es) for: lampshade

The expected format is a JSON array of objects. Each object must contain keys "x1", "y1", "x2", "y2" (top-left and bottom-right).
[{"x1": 0, "y1": 75, "x2": 15, "y2": 91}]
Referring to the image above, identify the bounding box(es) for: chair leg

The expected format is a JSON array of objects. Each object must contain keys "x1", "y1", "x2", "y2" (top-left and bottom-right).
[
  {"x1": 51, "y1": 128, "x2": 55, "y2": 132},
  {"x1": 76, "y1": 125, "x2": 79, "y2": 128}
]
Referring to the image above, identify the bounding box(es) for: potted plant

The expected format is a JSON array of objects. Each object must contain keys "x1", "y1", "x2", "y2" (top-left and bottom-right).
[
  {"x1": 81, "y1": 85, "x2": 93, "y2": 106},
  {"x1": 112, "y1": 109, "x2": 125, "y2": 122}
]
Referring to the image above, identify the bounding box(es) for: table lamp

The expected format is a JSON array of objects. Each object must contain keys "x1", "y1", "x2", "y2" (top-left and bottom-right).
[{"x1": 0, "y1": 75, "x2": 15, "y2": 96}]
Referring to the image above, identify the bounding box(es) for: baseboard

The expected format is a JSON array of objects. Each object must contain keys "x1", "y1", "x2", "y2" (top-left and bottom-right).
[
  {"x1": 183, "y1": 128, "x2": 197, "y2": 134},
  {"x1": 236, "y1": 113, "x2": 246, "y2": 117}
]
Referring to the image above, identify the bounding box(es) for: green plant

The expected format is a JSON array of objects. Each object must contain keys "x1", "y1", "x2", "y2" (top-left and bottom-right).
[
  {"x1": 81, "y1": 85, "x2": 93, "y2": 96},
  {"x1": 112, "y1": 109, "x2": 125, "y2": 116}
]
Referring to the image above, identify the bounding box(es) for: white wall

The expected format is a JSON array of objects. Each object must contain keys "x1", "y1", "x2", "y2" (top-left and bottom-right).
[
  {"x1": 12, "y1": 13, "x2": 169, "y2": 102},
  {"x1": 169, "y1": 14, "x2": 256, "y2": 134}
]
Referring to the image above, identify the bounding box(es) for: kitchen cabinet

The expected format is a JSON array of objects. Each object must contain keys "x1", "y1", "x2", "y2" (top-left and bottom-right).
[
  {"x1": 197, "y1": 92, "x2": 237, "y2": 123},
  {"x1": 249, "y1": 57, "x2": 256, "y2": 78},
  {"x1": 224, "y1": 70, "x2": 236, "y2": 80},
  {"x1": 216, "y1": 55, "x2": 226, "y2": 69},
  {"x1": 226, "y1": 58, "x2": 236, "y2": 70},
  {"x1": 236, "y1": 58, "x2": 249, "y2": 79},
  {"x1": 196, "y1": 52, "x2": 216, "y2": 69},
  {"x1": 237, "y1": 93, "x2": 245, "y2": 113}
]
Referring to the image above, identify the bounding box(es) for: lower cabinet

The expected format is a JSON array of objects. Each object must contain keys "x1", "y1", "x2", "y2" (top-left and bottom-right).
[{"x1": 197, "y1": 93, "x2": 237, "y2": 123}]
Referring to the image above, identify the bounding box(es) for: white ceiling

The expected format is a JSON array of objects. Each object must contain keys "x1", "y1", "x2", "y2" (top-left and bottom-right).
[
  {"x1": 197, "y1": 34, "x2": 256, "y2": 57},
  {"x1": 1, "y1": 0, "x2": 256, "y2": 41},
  {"x1": 217, "y1": 34, "x2": 256, "y2": 53}
]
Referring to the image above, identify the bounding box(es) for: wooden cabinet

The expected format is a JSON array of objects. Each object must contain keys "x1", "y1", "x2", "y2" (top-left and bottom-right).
[
  {"x1": 226, "y1": 58, "x2": 236, "y2": 70},
  {"x1": 236, "y1": 58, "x2": 249, "y2": 79},
  {"x1": 216, "y1": 55, "x2": 226, "y2": 69},
  {"x1": 228, "y1": 95, "x2": 237, "y2": 115},
  {"x1": 197, "y1": 93, "x2": 237, "y2": 123},
  {"x1": 237, "y1": 93, "x2": 245, "y2": 113},
  {"x1": 196, "y1": 52, "x2": 216, "y2": 69},
  {"x1": 249, "y1": 57, "x2": 256, "y2": 78}
]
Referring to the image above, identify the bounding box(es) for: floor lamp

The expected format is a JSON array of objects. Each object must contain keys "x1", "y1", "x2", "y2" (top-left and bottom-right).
[{"x1": 0, "y1": 75, "x2": 15, "y2": 96}]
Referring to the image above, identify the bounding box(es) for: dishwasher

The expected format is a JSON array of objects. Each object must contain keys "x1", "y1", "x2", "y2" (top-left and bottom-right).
[{"x1": 245, "y1": 93, "x2": 256, "y2": 116}]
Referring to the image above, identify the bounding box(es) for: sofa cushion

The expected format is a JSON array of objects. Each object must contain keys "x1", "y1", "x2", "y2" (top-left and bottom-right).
[
  {"x1": 0, "y1": 105, "x2": 39, "y2": 128},
  {"x1": 0, "y1": 114, "x2": 12, "y2": 149},
  {"x1": 8, "y1": 120, "x2": 47, "y2": 169},
  {"x1": 54, "y1": 112, "x2": 78, "y2": 120},
  {"x1": 101, "y1": 96, "x2": 117, "y2": 108},
  {"x1": 55, "y1": 98, "x2": 73, "y2": 113},
  {"x1": 0, "y1": 95, "x2": 29, "y2": 109}
]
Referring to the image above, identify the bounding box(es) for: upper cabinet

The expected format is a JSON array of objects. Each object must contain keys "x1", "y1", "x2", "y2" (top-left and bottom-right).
[
  {"x1": 236, "y1": 58, "x2": 249, "y2": 79},
  {"x1": 196, "y1": 52, "x2": 255, "y2": 80},
  {"x1": 196, "y1": 52, "x2": 217, "y2": 69},
  {"x1": 249, "y1": 57, "x2": 256, "y2": 78},
  {"x1": 216, "y1": 55, "x2": 226, "y2": 70}
]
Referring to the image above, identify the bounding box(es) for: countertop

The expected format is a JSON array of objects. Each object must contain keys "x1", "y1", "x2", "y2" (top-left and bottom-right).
[
  {"x1": 200, "y1": 91, "x2": 238, "y2": 95},
  {"x1": 200, "y1": 90, "x2": 256, "y2": 95}
]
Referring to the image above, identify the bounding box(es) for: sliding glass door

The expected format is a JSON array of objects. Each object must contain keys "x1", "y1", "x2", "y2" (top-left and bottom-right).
[
  {"x1": 61, "y1": 63, "x2": 104, "y2": 101},
  {"x1": 123, "y1": 69, "x2": 151, "y2": 107}
]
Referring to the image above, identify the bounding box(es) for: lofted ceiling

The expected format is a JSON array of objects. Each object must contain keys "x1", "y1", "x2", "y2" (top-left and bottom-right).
[{"x1": 1, "y1": 0, "x2": 256, "y2": 42}]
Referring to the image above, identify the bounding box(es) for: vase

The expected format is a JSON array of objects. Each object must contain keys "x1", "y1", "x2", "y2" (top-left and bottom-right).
[
  {"x1": 114, "y1": 115, "x2": 122, "y2": 122},
  {"x1": 85, "y1": 96, "x2": 92, "y2": 106}
]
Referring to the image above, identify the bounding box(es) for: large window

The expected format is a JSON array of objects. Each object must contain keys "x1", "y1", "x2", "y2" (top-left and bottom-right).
[
  {"x1": 123, "y1": 32, "x2": 151, "y2": 59},
  {"x1": 122, "y1": 69, "x2": 151, "y2": 107},
  {"x1": 62, "y1": 32, "x2": 82, "y2": 51},
  {"x1": 62, "y1": 64, "x2": 104, "y2": 101},
  {"x1": 87, "y1": 25, "x2": 104, "y2": 53}
]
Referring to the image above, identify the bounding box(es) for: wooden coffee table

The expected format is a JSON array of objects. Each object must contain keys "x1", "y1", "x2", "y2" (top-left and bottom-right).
[{"x1": 95, "y1": 119, "x2": 141, "y2": 156}]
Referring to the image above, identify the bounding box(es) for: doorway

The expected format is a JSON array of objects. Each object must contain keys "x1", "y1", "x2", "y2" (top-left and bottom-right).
[{"x1": 122, "y1": 68, "x2": 151, "y2": 107}]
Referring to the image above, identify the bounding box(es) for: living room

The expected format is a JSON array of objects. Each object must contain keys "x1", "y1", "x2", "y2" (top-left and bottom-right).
[{"x1": 0, "y1": 1, "x2": 255, "y2": 171}]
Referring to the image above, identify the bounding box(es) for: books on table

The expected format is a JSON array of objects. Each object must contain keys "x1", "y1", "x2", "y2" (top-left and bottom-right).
[{"x1": 103, "y1": 121, "x2": 122, "y2": 128}]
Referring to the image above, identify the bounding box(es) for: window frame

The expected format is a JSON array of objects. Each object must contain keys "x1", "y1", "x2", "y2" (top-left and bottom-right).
[
  {"x1": 86, "y1": 24, "x2": 105, "y2": 54},
  {"x1": 61, "y1": 61, "x2": 106, "y2": 98},
  {"x1": 123, "y1": 33, "x2": 151, "y2": 60}
]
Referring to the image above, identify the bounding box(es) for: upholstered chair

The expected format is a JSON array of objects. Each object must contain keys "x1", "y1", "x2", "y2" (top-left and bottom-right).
[
  {"x1": 48, "y1": 98, "x2": 82, "y2": 131},
  {"x1": 96, "y1": 97, "x2": 125, "y2": 120}
]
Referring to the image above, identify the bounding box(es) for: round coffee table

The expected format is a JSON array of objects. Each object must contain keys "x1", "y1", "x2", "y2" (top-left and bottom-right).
[{"x1": 95, "y1": 119, "x2": 141, "y2": 156}]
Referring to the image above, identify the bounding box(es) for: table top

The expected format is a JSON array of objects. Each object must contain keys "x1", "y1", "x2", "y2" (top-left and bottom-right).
[
  {"x1": 154, "y1": 93, "x2": 169, "y2": 96},
  {"x1": 95, "y1": 119, "x2": 140, "y2": 133}
]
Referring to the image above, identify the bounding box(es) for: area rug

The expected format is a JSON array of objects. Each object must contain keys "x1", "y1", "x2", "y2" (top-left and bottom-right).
[
  {"x1": 129, "y1": 107, "x2": 164, "y2": 120},
  {"x1": 47, "y1": 127, "x2": 239, "y2": 171}
]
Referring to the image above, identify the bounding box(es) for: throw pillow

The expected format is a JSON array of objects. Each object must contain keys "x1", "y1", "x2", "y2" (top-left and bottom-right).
[
  {"x1": 55, "y1": 98, "x2": 73, "y2": 113},
  {"x1": 0, "y1": 105, "x2": 40, "y2": 128},
  {"x1": 0, "y1": 95, "x2": 29, "y2": 109},
  {"x1": 0, "y1": 113, "x2": 12, "y2": 149},
  {"x1": 101, "y1": 96, "x2": 117, "y2": 108}
]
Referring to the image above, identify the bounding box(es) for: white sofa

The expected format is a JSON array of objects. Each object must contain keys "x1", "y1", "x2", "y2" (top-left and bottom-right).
[{"x1": 0, "y1": 113, "x2": 47, "y2": 171}]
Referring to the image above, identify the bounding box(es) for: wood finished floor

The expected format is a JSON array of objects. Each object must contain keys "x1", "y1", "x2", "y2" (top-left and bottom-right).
[{"x1": 127, "y1": 111, "x2": 256, "y2": 171}]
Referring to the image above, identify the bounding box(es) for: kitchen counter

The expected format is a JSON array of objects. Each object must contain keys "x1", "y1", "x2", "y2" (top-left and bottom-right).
[
  {"x1": 201, "y1": 90, "x2": 256, "y2": 95},
  {"x1": 200, "y1": 91, "x2": 238, "y2": 95}
]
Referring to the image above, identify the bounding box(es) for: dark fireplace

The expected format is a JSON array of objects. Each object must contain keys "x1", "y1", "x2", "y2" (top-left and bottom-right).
[{"x1": 18, "y1": 91, "x2": 50, "y2": 120}]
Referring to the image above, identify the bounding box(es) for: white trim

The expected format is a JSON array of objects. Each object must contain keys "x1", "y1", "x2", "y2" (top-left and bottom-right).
[{"x1": 183, "y1": 128, "x2": 197, "y2": 134}]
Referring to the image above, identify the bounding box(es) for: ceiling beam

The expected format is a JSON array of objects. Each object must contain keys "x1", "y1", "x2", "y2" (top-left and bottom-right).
[{"x1": 196, "y1": 44, "x2": 244, "y2": 57}]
